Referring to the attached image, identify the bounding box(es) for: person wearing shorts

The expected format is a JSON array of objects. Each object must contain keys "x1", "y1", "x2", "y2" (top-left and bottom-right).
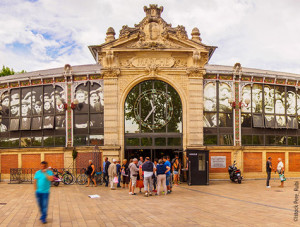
[
  {"x1": 129, "y1": 158, "x2": 139, "y2": 195},
  {"x1": 122, "y1": 159, "x2": 130, "y2": 188},
  {"x1": 172, "y1": 158, "x2": 180, "y2": 186},
  {"x1": 163, "y1": 156, "x2": 171, "y2": 194}
]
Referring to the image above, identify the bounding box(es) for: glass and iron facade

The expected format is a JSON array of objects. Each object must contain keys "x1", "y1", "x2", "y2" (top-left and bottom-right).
[
  {"x1": 0, "y1": 68, "x2": 104, "y2": 148},
  {"x1": 203, "y1": 72, "x2": 300, "y2": 147}
]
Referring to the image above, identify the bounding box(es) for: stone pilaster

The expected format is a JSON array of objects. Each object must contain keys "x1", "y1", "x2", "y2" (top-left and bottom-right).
[
  {"x1": 103, "y1": 71, "x2": 119, "y2": 146},
  {"x1": 186, "y1": 68, "x2": 205, "y2": 147}
]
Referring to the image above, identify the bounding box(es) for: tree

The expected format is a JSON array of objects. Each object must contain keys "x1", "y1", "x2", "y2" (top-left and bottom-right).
[
  {"x1": 0, "y1": 66, "x2": 14, "y2": 77},
  {"x1": 0, "y1": 65, "x2": 26, "y2": 77}
]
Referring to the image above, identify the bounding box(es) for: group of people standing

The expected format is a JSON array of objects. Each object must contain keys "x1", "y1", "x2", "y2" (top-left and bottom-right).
[
  {"x1": 101, "y1": 155, "x2": 181, "y2": 196},
  {"x1": 266, "y1": 157, "x2": 286, "y2": 188}
]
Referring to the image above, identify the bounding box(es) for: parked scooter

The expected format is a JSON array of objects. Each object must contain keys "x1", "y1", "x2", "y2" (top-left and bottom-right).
[{"x1": 228, "y1": 161, "x2": 242, "y2": 184}]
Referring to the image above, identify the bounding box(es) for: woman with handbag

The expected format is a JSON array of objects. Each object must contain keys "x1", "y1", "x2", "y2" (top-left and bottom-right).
[
  {"x1": 277, "y1": 158, "x2": 285, "y2": 188},
  {"x1": 121, "y1": 159, "x2": 130, "y2": 188}
]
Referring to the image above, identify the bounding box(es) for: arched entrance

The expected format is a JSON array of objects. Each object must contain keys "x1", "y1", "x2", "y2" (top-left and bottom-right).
[{"x1": 124, "y1": 80, "x2": 183, "y2": 161}]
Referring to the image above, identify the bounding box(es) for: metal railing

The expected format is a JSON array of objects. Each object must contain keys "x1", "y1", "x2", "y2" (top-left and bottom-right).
[
  {"x1": 9, "y1": 168, "x2": 39, "y2": 184},
  {"x1": 9, "y1": 168, "x2": 97, "y2": 184}
]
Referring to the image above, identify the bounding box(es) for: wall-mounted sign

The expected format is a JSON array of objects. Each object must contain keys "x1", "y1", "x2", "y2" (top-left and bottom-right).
[{"x1": 211, "y1": 156, "x2": 226, "y2": 168}]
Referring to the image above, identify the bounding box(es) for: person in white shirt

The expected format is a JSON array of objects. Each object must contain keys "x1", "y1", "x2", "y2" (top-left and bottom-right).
[{"x1": 277, "y1": 158, "x2": 285, "y2": 188}]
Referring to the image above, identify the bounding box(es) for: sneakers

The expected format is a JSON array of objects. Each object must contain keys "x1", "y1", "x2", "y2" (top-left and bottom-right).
[
  {"x1": 153, "y1": 190, "x2": 157, "y2": 193},
  {"x1": 266, "y1": 186, "x2": 271, "y2": 188},
  {"x1": 149, "y1": 193, "x2": 152, "y2": 196},
  {"x1": 129, "y1": 192, "x2": 132, "y2": 195},
  {"x1": 132, "y1": 193, "x2": 136, "y2": 195},
  {"x1": 144, "y1": 192, "x2": 149, "y2": 197}
]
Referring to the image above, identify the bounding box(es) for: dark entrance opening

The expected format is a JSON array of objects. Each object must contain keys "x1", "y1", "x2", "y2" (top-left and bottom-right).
[{"x1": 125, "y1": 149, "x2": 183, "y2": 162}]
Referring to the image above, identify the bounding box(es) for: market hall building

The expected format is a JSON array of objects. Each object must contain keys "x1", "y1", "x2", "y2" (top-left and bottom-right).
[{"x1": 0, "y1": 5, "x2": 299, "y2": 180}]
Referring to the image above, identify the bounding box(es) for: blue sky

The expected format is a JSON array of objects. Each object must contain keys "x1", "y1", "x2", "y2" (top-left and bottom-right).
[{"x1": 0, "y1": 0, "x2": 300, "y2": 74}]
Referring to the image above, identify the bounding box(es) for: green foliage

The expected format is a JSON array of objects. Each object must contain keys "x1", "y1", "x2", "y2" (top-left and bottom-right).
[
  {"x1": 0, "y1": 66, "x2": 14, "y2": 77},
  {"x1": 0, "y1": 65, "x2": 26, "y2": 77},
  {"x1": 72, "y1": 147, "x2": 78, "y2": 160}
]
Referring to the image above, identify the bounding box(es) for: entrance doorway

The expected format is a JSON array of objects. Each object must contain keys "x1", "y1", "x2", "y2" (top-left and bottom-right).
[
  {"x1": 125, "y1": 149, "x2": 183, "y2": 162},
  {"x1": 124, "y1": 80, "x2": 183, "y2": 164}
]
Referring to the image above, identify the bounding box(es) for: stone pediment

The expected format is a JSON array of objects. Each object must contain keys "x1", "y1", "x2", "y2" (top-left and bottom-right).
[{"x1": 89, "y1": 5, "x2": 216, "y2": 59}]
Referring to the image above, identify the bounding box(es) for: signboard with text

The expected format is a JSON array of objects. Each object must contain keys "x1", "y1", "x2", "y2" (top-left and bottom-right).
[{"x1": 211, "y1": 156, "x2": 226, "y2": 168}]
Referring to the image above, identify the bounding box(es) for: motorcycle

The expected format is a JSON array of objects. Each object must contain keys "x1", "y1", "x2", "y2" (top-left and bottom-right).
[{"x1": 228, "y1": 161, "x2": 242, "y2": 184}]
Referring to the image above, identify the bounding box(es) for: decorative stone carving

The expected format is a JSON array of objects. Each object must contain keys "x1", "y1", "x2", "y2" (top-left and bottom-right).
[
  {"x1": 191, "y1": 51, "x2": 209, "y2": 68},
  {"x1": 105, "y1": 50, "x2": 115, "y2": 67},
  {"x1": 192, "y1": 51, "x2": 201, "y2": 66},
  {"x1": 118, "y1": 4, "x2": 189, "y2": 47},
  {"x1": 191, "y1": 27, "x2": 202, "y2": 42},
  {"x1": 131, "y1": 57, "x2": 174, "y2": 68},
  {"x1": 102, "y1": 67, "x2": 120, "y2": 78},
  {"x1": 106, "y1": 27, "x2": 116, "y2": 42},
  {"x1": 173, "y1": 58, "x2": 188, "y2": 67},
  {"x1": 186, "y1": 67, "x2": 206, "y2": 78},
  {"x1": 145, "y1": 64, "x2": 159, "y2": 76},
  {"x1": 64, "y1": 64, "x2": 72, "y2": 75},
  {"x1": 233, "y1": 63, "x2": 242, "y2": 77}
]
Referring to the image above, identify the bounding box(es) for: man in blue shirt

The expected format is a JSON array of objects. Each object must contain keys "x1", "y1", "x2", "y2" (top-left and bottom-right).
[
  {"x1": 116, "y1": 160, "x2": 121, "y2": 188},
  {"x1": 103, "y1": 158, "x2": 106, "y2": 186},
  {"x1": 34, "y1": 161, "x2": 54, "y2": 224},
  {"x1": 163, "y1": 156, "x2": 171, "y2": 194}
]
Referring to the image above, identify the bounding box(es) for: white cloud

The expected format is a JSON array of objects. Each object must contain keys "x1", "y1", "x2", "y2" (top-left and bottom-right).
[{"x1": 0, "y1": 0, "x2": 299, "y2": 74}]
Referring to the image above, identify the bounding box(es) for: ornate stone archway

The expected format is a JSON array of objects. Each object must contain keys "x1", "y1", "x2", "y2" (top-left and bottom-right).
[{"x1": 88, "y1": 4, "x2": 216, "y2": 160}]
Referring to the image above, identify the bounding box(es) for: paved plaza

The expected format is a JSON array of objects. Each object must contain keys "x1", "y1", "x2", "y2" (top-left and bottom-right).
[{"x1": 0, "y1": 179, "x2": 298, "y2": 227}]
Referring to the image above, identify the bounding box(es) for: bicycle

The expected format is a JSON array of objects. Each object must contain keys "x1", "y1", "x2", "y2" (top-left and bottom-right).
[
  {"x1": 77, "y1": 168, "x2": 88, "y2": 185},
  {"x1": 52, "y1": 168, "x2": 73, "y2": 186}
]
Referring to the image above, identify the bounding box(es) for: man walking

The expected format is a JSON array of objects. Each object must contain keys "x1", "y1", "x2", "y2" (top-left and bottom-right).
[
  {"x1": 34, "y1": 161, "x2": 54, "y2": 224},
  {"x1": 108, "y1": 159, "x2": 117, "y2": 190},
  {"x1": 129, "y1": 158, "x2": 139, "y2": 195},
  {"x1": 163, "y1": 156, "x2": 171, "y2": 193},
  {"x1": 142, "y1": 157, "x2": 156, "y2": 197},
  {"x1": 266, "y1": 157, "x2": 272, "y2": 188},
  {"x1": 104, "y1": 157, "x2": 111, "y2": 187}
]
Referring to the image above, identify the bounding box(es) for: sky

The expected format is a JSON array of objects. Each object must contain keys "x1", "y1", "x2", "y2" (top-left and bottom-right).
[{"x1": 0, "y1": 0, "x2": 300, "y2": 74}]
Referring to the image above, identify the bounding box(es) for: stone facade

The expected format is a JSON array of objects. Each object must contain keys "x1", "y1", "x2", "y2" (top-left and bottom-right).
[
  {"x1": 89, "y1": 4, "x2": 215, "y2": 162},
  {"x1": 0, "y1": 4, "x2": 300, "y2": 180}
]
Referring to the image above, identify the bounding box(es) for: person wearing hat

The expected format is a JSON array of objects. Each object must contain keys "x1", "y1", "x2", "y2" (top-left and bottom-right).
[
  {"x1": 1, "y1": 94, "x2": 9, "y2": 116},
  {"x1": 108, "y1": 159, "x2": 117, "y2": 190},
  {"x1": 10, "y1": 100, "x2": 20, "y2": 117},
  {"x1": 33, "y1": 101, "x2": 42, "y2": 115},
  {"x1": 11, "y1": 93, "x2": 20, "y2": 102},
  {"x1": 90, "y1": 89, "x2": 101, "y2": 112},
  {"x1": 21, "y1": 99, "x2": 30, "y2": 117},
  {"x1": 266, "y1": 157, "x2": 273, "y2": 188}
]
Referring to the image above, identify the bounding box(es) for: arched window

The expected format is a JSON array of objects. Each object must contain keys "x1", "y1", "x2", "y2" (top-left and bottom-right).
[{"x1": 124, "y1": 80, "x2": 182, "y2": 149}]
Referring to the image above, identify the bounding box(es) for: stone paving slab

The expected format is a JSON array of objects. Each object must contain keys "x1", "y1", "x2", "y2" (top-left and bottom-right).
[{"x1": 0, "y1": 179, "x2": 298, "y2": 226}]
